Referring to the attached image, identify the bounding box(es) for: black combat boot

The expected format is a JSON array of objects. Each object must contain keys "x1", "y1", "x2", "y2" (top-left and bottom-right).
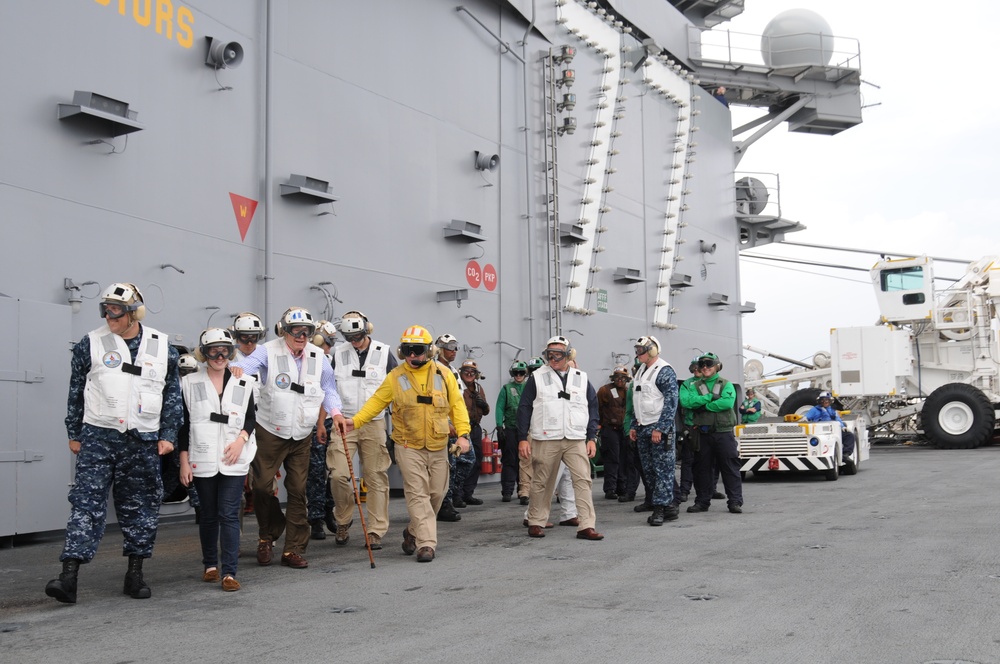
[
  {"x1": 648, "y1": 506, "x2": 665, "y2": 526},
  {"x1": 451, "y1": 493, "x2": 466, "y2": 508},
  {"x1": 123, "y1": 555, "x2": 152, "y2": 599},
  {"x1": 45, "y1": 559, "x2": 81, "y2": 604},
  {"x1": 437, "y1": 500, "x2": 461, "y2": 522},
  {"x1": 323, "y1": 505, "x2": 336, "y2": 533},
  {"x1": 310, "y1": 518, "x2": 327, "y2": 540},
  {"x1": 663, "y1": 504, "x2": 680, "y2": 522}
]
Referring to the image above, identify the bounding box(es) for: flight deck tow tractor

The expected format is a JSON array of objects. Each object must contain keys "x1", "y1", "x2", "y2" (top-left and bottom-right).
[{"x1": 745, "y1": 255, "x2": 1000, "y2": 450}]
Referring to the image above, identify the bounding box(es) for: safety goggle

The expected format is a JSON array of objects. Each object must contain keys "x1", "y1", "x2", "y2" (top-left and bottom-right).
[
  {"x1": 203, "y1": 346, "x2": 232, "y2": 361},
  {"x1": 236, "y1": 333, "x2": 259, "y2": 344},
  {"x1": 460, "y1": 369, "x2": 478, "y2": 376},
  {"x1": 544, "y1": 349, "x2": 567, "y2": 361},
  {"x1": 511, "y1": 370, "x2": 527, "y2": 377},
  {"x1": 287, "y1": 326, "x2": 313, "y2": 340},
  {"x1": 634, "y1": 345, "x2": 651, "y2": 356},
  {"x1": 400, "y1": 343, "x2": 429, "y2": 357},
  {"x1": 342, "y1": 330, "x2": 366, "y2": 342},
  {"x1": 698, "y1": 359, "x2": 716, "y2": 369},
  {"x1": 100, "y1": 302, "x2": 129, "y2": 320}
]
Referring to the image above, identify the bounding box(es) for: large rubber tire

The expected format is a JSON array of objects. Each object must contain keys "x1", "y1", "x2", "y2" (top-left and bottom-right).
[
  {"x1": 841, "y1": 445, "x2": 858, "y2": 476},
  {"x1": 778, "y1": 388, "x2": 845, "y2": 418},
  {"x1": 923, "y1": 383, "x2": 995, "y2": 449},
  {"x1": 824, "y1": 451, "x2": 839, "y2": 481}
]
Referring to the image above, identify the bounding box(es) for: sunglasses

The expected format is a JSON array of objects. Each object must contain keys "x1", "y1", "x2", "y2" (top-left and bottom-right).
[{"x1": 400, "y1": 343, "x2": 429, "y2": 357}]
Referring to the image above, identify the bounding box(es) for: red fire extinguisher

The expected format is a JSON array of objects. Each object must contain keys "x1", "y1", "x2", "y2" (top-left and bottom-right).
[
  {"x1": 481, "y1": 433, "x2": 493, "y2": 474},
  {"x1": 493, "y1": 436, "x2": 502, "y2": 475}
]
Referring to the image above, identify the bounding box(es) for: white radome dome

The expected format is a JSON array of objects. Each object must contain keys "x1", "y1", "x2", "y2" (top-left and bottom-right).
[{"x1": 761, "y1": 9, "x2": 834, "y2": 68}]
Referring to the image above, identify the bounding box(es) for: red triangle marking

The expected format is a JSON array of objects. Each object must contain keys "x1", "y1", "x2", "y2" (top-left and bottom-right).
[{"x1": 229, "y1": 193, "x2": 258, "y2": 242}]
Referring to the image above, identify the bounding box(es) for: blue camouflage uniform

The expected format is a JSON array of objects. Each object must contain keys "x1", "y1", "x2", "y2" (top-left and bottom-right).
[
  {"x1": 632, "y1": 364, "x2": 679, "y2": 507},
  {"x1": 307, "y1": 417, "x2": 336, "y2": 521},
  {"x1": 62, "y1": 327, "x2": 183, "y2": 562}
]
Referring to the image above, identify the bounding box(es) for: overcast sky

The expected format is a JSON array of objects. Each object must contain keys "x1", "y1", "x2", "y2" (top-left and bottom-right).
[{"x1": 719, "y1": 1, "x2": 1000, "y2": 377}]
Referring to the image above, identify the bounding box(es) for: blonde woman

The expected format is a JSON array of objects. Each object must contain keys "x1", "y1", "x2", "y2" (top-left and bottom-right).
[{"x1": 179, "y1": 328, "x2": 257, "y2": 591}]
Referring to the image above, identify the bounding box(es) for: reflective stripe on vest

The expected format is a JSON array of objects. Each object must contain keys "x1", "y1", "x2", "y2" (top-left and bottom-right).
[
  {"x1": 529, "y1": 365, "x2": 589, "y2": 441},
  {"x1": 182, "y1": 370, "x2": 257, "y2": 476},
  {"x1": 83, "y1": 324, "x2": 168, "y2": 433}
]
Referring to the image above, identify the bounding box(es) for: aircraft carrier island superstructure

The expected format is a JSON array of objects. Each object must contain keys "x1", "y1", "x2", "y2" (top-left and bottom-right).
[{"x1": 0, "y1": 0, "x2": 862, "y2": 538}]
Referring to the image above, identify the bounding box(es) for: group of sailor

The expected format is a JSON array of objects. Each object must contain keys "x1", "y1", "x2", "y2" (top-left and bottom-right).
[{"x1": 44, "y1": 280, "x2": 744, "y2": 604}]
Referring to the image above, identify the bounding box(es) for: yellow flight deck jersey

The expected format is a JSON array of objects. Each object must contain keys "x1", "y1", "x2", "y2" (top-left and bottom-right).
[{"x1": 352, "y1": 360, "x2": 470, "y2": 451}]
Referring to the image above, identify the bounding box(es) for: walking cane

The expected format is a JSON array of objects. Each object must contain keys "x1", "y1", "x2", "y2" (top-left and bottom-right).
[{"x1": 339, "y1": 429, "x2": 376, "y2": 569}]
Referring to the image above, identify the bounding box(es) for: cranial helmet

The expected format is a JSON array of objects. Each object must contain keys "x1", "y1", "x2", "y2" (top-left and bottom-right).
[
  {"x1": 398, "y1": 325, "x2": 438, "y2": 363},
  {"x1": 689, "y1": 356, "x2": 700, "y2": 374},
  {"x1": 817, "y1": 391, "x2": 833, "y2": 402},
  {"x1": 610, "y1": 365, "x2": 630, "y2": 381},
  {"x1": 509, "y1": 360, "x2": 528, "y2": 376},
  {"x1": 99, "y1": 282, "x2": 145, "y2": 321},
  {"x1": 339, "y1": 311, "x2": 373, "y2": 340},
  {"x1": 194, "y1": 327, "x2": 236, "y2": 362},
  {"x1": 460, "y1": 359, "x2": 481, "y2": 379},
  {"x1": 435, "y1": 333, "x2": 459, "y2": 352},
  {"x1": 698, "y1": 352, "x2": 722, "y2": 371},
  {"x1": 276, "y1": 307, "x2": 316, "y2": 338},
  {"x1": 313, "y1": 320, "x2": 338, "y2": 348},
  {"x1": 178, "y1": 353, "x2": 199, "y2": 374},
  {"x1": 544, "y1": 335, "x2": 576, "y2": 361},
  {"x1": 527, "y1": 356, "x2": 545, "y2": 373},
  {"x1": 233, "y1": 312, "x2": 265, "y2": 340},
  {"x1": 635, "y1": 335, "x2": 661, "y2": 358}
]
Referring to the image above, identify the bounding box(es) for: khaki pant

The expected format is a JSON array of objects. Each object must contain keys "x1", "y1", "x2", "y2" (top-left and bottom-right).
[
  {"x1": 251, "y1": 426, "x2": 312, "y2": 555},
  {"x1": 518, "y1": 448, "x2": 532, "y2": 499},
  {"x1": 526, "y1": 437, "x2": 596, "y2": 532},
  {"x1": 395, "y1": 444, "x2": 449, "y2": 550},
  {"x1": 326, "y1": 419, "x2": 391, "y2": 537}
]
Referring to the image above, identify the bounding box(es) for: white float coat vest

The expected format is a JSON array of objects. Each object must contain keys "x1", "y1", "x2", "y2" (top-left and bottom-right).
[
  {"x1": 529, "y1": 365, "x2": 589, "y2": 441},
  {"x1": 182, "y1": 370, "x2": 257, "y2": 476},
  {"x1": 235, "y1": 347, "x2": 262, "y2": 404},
  {"x1": 255, "y1": 339, "x2": 325, "y2": 439},
  {"x1": 333, "y1": 340, "x2": 389, "y2": 418},
  {"x1": 634, "y1": 357, "x2": 671, "y2": 427},
  {"x1": 83, "y1": 324, "x2": 168, "y2": 433}
]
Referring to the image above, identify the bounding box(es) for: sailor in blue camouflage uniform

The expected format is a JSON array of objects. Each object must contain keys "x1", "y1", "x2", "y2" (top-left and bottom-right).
[
  {"x1": 434, "y1": 334, "x2": 472, "y2": 521},
  {"x1": 627, "y1": 336, "x2": 679, "y2": 527},
  {"x1": 45, "y1": 282, "x2": 183, "y2": 604},
  {"x1": 307, "y1": 321, "x2": 338, "y2": 540}
]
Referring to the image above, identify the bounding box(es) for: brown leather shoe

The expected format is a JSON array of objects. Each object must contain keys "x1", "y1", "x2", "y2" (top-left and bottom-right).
[
  {"x1": 256, "y1": 539, "x2": 273, "y2": 566},
  {"x1": 416, "y1": 547, "x2": 435, "y2": 562},
  {"x1": 401, "y1": 528, "x2": 416, "y2": 555},
  {"x1": 366, "y1": 533, "x2": 382, "y2": 550},
  {"x1": 202, "y1": 567, "x2": 220, "y2": 583},
  {"x1": 221, "y1": 575, "x2": 241, "y2": 592},
  {"x1": 576, "y1": 527, "x2": 604, "y2": 541},
  {"x1": 527, "y1": 525, "x2": 546, "y2": 538},
  {"x1": 558, "y1": 517, "x2": 580, "y2": 527},
  {"x1": 522, "y1": 519, "x2": 554, "y2": 528},
  {"x1": 280, "y1": 552, "x2": 308, "y2": 569}
]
